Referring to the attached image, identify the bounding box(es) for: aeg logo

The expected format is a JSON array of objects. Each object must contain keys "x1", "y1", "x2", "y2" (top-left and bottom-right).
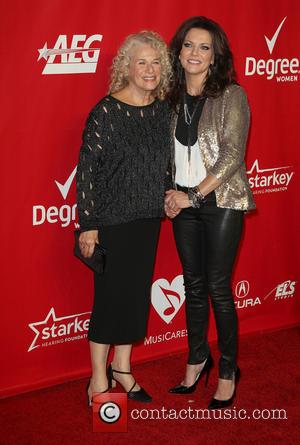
[
  {"x1": 38, "y1": 34, "x2": 103, "y2": 74},
  {"x1": 32, "y1": 166, "x2": 78, "y2": 227},
  {"x1": 245, "y1": 17, "x2": 299, "y2": 82}
]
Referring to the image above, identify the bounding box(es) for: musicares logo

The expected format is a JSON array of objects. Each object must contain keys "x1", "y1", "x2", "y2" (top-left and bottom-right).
[
  {"x1": 151, "y1": 275, "x2": 185, "y2": 324},
  {"x1": 245, "y1": 17, "x2": 299, "y2": 82},
  {"x1": 37, "y1": 34, "x2": 103, "y2": 74},
  {"x1": 247, "y1": 159, "x2": 294, "y2": 195},
  {"x1": 28, "y1": 307, "x2": 91, "y2": 352}
]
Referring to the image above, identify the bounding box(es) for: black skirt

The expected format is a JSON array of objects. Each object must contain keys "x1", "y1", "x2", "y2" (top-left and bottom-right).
[{"x1": 88, "y1": 218, "x2": 161, "y2": 344}]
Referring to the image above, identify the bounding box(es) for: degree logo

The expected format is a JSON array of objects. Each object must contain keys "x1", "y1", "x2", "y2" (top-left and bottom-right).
[
  {"x1": 244, "y1": 17, "x2": 300, "y2": 82},
  {"x1": 264, "y1": 17, "x2": 287, "y2": 55},
  {"x1": 32, "y1": 166, "x2": 79, "y2": 228}
]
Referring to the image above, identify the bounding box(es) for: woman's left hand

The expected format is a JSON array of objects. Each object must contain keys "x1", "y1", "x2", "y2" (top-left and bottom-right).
[{"x1": 165, "y1": 189, "x2": 191, "y2": 210}]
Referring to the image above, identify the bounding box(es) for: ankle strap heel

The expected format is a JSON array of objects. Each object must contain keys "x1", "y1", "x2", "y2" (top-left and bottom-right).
[
  {"x1": 106, "y1": 363, "x2": 152, "y2": 403},
  {"x1": 107, "y1": 364, "x2": 117, "y2": 388}
]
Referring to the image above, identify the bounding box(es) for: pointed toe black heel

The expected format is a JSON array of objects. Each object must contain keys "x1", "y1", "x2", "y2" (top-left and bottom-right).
[
  {"x1": 107, "y1": 364, "x2": 152, "y2": 403},
  {"x1": 208, "y1": 367, "x2": 241, "y2": 410},
  {"x1": 169, "y1": 354, "x2": 214, "y2": 394},
  {"x1": 86, "y1": 379, "x2": 109, "y2": 407}
]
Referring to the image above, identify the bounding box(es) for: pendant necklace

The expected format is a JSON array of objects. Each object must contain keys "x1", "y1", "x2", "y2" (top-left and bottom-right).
[
  {"x1": 183, "y1": 92, "x2": 202, "y2": 167},
  {"x1": 183, "y1": 92, "x2": 201, "y2": 126}
]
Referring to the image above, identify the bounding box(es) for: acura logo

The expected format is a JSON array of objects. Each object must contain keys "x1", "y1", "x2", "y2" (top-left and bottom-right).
[{"x1": 235, "y1": 281, "x2": 250, "y2": 298}]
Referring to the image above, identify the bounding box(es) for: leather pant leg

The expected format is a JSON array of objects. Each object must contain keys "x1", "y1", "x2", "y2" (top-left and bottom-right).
[
  {"x1": 172, "y1": 204, "x2": 210, "y2": 365},
  {"x1": 173, "y1": 193, "x2": 244, "y2": 379},
  {"x1": 203, "y1": 200, "x2": 244, "y2": 379}
]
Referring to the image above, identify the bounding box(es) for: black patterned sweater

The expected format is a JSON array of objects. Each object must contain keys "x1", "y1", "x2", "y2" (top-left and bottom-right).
[{"x1": 76, "y1": 95, "x2": 171, "y2": 230}]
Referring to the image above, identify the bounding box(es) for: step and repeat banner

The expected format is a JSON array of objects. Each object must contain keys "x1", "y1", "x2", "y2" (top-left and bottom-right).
[{"x1": 1, "y1": 0, "x2": 299, "y2": 397}]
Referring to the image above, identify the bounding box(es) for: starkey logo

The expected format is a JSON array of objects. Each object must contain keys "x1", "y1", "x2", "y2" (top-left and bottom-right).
[
  {"x1": 28, "y1": 307, "x2": 91, "y2": 351},
  {"x1": 37, "y1": 34, "x2": 103, "y2": 74},
  {"x1": 246, "y1": 159, "x2": 294, "y2": 195},
  {"x1": 245, "y1": 17, "x2": 300, "y2": 82}
]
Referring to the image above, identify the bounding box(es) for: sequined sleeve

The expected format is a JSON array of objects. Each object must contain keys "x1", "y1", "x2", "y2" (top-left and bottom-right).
[
  {"x1": 76, "y1": 107, "x2": 107, "y2": 231},
  {"x1": 209, "y1": 86, "x2": 250, "y2": 183}
]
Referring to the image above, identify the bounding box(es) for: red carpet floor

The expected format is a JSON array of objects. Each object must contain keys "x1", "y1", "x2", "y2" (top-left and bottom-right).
[{"x1": 1, "y1": 326, "x2": 299, "y2": 445}]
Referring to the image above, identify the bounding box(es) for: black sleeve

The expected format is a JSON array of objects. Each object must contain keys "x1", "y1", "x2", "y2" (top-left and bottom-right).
[
  {"x1": 76, "y1": 106, "x2": 108, "y2": 231},
  {"x1": 163, "y1": 100, "x2": 174, "y2": 191}
]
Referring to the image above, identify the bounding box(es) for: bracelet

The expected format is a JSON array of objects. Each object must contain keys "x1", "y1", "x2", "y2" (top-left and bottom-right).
[{"x1": 188, "y1": 187, "x2": 206, "y2": 208}]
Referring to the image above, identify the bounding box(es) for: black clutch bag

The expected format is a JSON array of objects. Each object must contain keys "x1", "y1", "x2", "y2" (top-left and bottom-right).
[{"x1": 74, "y1": 230, "x2": 106, "y2": 274}]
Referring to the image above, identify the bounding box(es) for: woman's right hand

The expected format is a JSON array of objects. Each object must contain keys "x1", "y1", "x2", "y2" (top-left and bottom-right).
[
  {"x1": 164, "y1": 203, "x2": 181, "y2": 219},
  {"x1": 79, "y1": 230, "x2": 99, "y2": 258}
]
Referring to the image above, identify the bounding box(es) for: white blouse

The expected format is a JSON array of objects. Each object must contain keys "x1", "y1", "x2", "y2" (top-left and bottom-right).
[{"x1": 175, "y1": 137, "x2": 206, "y2": 187}]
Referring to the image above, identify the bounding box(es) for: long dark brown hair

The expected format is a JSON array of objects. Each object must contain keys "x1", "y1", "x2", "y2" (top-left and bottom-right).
[{"x1": 168, "y1": 16, "x2": 237, "y2": 109}]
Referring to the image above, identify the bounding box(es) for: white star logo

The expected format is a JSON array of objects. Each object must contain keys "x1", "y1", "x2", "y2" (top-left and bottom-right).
[
  {"x1": 28, "y1": 307, "x2": 91, "y2": 352},
  {"x1": 37, "y1": 43, "x2": 49, "y2": 61},
  {"x1": 37, "y1": 44, "x2": 101, "y2": 62}
]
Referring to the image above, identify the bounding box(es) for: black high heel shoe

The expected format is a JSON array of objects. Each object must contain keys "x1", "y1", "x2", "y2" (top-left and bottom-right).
[
  {"x1": 208, "y1": 367, "x2": 241, "y2": 410},
  {"x1": 168, "y1": 354, "x2": 214, "y2": 394},
  {"x1": 86, "y1": 379, "x2": 109, "y2": 407},
  {"x1": 107, "y1": 364, "x2": 152, "y2": 403}
]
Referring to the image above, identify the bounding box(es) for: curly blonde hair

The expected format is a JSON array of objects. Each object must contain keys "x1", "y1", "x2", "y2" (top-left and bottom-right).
[{"x1": 109, "y1": 31, "x2": 172, "y2": 100}]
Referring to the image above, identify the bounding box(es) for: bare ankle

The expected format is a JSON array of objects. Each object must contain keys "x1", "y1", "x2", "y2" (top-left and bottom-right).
[{"x1": 111, "y1": 360, "x2": 130, "y2": 372}]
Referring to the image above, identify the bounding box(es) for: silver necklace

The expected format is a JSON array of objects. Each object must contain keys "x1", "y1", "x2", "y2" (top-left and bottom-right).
[{"x1": 183, "y1": 93, "x2": 201, "y2": 125}]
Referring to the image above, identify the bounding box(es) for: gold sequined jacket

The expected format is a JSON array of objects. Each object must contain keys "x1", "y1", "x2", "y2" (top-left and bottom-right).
[{"x1": 170, "y1": 84, "x2": 256, "y2": 211}]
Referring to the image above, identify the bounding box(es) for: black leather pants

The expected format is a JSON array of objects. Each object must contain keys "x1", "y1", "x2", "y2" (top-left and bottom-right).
[{"x1": 172, "y1": 189, "x2": 244, "y2": 379}]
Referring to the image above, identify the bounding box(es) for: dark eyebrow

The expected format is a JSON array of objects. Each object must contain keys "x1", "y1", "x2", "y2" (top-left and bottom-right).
[{"x1": 184, "y1": 39, "x2": 212, "y2": 45}]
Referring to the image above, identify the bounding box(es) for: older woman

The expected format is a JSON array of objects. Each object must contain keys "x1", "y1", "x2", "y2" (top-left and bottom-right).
[
  {"x1": 165, "y1": 17, "x2": 255, "y2": 409},
  {"x1": 76, "y1": 31, "x2": 172, "y2": 405}
]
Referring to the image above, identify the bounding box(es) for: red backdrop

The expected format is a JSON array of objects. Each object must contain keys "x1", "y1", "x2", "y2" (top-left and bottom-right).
[{"x1": 1, "y1": 0, "x2": 299, "y2": 397}]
